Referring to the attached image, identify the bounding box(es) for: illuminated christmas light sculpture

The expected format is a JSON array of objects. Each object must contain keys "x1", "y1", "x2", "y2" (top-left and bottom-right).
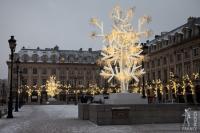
[
  {"x1": 91, "y1": 6, "x2": 151, "y2": 93},
  {"x1": 46, "y1": 76, "x2": 61, "y2": 97}
]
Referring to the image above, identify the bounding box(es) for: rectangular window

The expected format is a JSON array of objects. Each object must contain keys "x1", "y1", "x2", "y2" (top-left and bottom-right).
[
  {"x1": 51, "y1": 68, "x2": 56, "y2": 75},
  {"x1": 42, "y1": 68, "x2": 47, "y2": 75},
  {"x1": 170, "y1": 68, "x2": 174, "y2": 73},
  {"x1": 22, "y1": 68, "x2": 28, "y2": 74},
  {"x1": 184, "y1": 63, "x2": 191, "y2": 75},
  {"x1": 176, "y1": 54, "x2": 181, "y2": 61},
  {"x1": 78, "y1": 80, "x2": 82, "y2": 85},
  {"x1": 163, "y1": 57, "x2": 167, "y2": 65},
  {"x1": 193, "y1": 48, "x2": 199, "y2": 57},
  {"x1": 69, "y1": 71, "x2": 74, "y2": 76},
  {"x1": 176, "y1": 64, "x2": 182, "y2": 78},
  {"x1": 33, "y1": 68, "x2": 37, "y2": 74},
  {"x1": 151, "y1": 61, "x2": 155, "y2": 68},
  {"x1": 146, "y1": 62, "x2": 150, "y2": 68},
  {"x1": 170, "y1": 55, "x2": 174, "y2": 63},
  {"x1": 147, "y1": 73, "x2": 150, "y2": 81},
  {"x1": 193, "y1": 61, "x2": 200, "y2": 74},
  {"x1": 152, "y1": 72, "x2": 155, "y2": 80},
  {"x1": 184, "y1": 51, "x2": 190, "y2": 58},
  {"x1": 158, "y1": 70, "x2": 161, "y2": 79},
  {"x1": 60, "y1": 69, "x2": 66, "y2": 76},
  {"x1": 78, "y1": 70, "x2": 82, "y2": 76},
  {"x1": 157, "y1": 59, "x2": 160, "y2": 66},
  {"x1": 163, "y1": 69, "x2": 168, "y2": 83}
]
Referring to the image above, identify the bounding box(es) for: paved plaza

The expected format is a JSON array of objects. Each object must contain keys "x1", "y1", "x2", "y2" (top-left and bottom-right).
[{"x1": 0, "y1": 105, "x2": 190, "y2": 133}]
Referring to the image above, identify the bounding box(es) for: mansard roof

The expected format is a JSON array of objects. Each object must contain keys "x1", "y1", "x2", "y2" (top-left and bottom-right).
[
  {"x1": 147, "y1": 17, "x2": 200, "y2": 46},
  {"x1": 15, "y1": 46, "x2": 101, "y2": 64},
  {"x1": 146, "y1": 17, "x2": 200, "y2": 53}
]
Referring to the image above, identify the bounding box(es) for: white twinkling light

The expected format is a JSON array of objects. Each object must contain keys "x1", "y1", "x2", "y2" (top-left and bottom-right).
[{"x1": 91, "y1": 5, "x2": 151, "y2": 93}]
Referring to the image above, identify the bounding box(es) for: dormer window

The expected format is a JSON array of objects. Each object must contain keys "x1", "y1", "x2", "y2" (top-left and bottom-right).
[
  {"x1": 32, "y1": 54, "x2": 39, "y2": 62},
  {"x1": 51, "y1": 54, "x2": 57, "y2": 63},
  {"x1": 68, "y1": 55, "x2": 74, "y2": 63},
  {"x1": 172, "y1": 36, "x2": 175, "y2": 43},
  {"x1": 41, "y1": 55, "x2": 48, "y2": 62},
  {"x1": 184, "y1": 28, "x2": 192, "y2": 39},
  {"x1": 21, "y1": 54, "x2": 29, "y2": 62},
  {"x1": 175, "y1": 33, "x2": 179, "y2": 43},
  {"x1": 87, "y1": 56, "x2": 92, "y2": 63},
  {"x1": 188, "y1": 29, "x2": 192, "y2": 38}
]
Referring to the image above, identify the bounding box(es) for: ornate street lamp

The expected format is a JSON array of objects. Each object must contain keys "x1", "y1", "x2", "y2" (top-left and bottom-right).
[
  {"x1": 19, "y1": 70, "x2": 23, "y2": 108},
  {"x1": 74, "y1": 77, "x2": 78, "y2": 105},
  {"x1": 15, "y1": 58, "x2": 20, "y2": 112},
  {"x1": 7, "y1": 36, "x2": 17, "y2": 118}
]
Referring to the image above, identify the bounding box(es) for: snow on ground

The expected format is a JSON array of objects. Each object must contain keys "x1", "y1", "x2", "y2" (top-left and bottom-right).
[{"x1": 0, "y1": 105, "x2": 184, "y2": 133}]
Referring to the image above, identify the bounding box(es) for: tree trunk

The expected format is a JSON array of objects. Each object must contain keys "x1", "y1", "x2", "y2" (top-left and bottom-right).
[{"x1": 121, "y1": 80, "x2": 129, "y2": 93}]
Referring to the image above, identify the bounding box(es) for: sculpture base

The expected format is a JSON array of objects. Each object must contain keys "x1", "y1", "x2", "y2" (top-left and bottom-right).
[{"x1": 105, "y1": 93, "x2": 148, "y2": 104}]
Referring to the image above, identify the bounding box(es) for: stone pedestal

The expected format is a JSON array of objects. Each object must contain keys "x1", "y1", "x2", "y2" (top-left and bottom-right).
[{"x1": 105, "y1": 93, "x2": 148, "y2": 104}]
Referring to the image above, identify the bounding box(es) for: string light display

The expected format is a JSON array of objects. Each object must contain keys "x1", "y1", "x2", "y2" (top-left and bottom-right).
[{"x1": 90, "y1": 5, "x2": 152, "y2": 93}]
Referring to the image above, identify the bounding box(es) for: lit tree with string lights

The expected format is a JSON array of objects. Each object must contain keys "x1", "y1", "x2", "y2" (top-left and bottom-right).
[
  {"x1": 90, "y1": 5, "x2": 152, "y2": 93},
  {"x1": 46, "y1": 76, "x2": 61, "y2": 98}
]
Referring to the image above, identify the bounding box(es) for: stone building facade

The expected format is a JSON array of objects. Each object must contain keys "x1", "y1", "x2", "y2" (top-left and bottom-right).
[
  {"x1": 7, "y1": 46, "x2": 105, "y2": 93},
  {"x1": 144, "y1": 17, "x2": 200, "y2": 83},
  {"x1": 7, "y1": 17, "x2": 200, "y2": 96},
  {"x1": 0, "y1": 79, "x2": 7, "y2": 105}
]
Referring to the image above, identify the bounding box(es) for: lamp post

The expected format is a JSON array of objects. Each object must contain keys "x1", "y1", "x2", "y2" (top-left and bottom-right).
[
  {"x1": 15, "y1": 58, "x2": 20, "y2": 112},
  {"x1": 142, "y1": 60, "x2": 146, "y2": 98},
  {"x1": 74, "y1": 77, "x2": 78, "y2": 105},
  {"x1": 7, "y1": 36, "x2": 17, "y2": 118},
  {"x1": 19, "y1": 70, "x2": 23, "y2": 108}
]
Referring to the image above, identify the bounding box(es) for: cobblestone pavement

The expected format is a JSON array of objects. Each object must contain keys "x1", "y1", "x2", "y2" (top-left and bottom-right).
[{"x1": 0, "y1": 105, "x2": 192, "y2": 133}]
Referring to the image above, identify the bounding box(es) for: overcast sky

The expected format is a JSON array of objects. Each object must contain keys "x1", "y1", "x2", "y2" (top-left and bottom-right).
[{"x1": 0, "y1": 0, "x2": 199, "y2": 79}]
